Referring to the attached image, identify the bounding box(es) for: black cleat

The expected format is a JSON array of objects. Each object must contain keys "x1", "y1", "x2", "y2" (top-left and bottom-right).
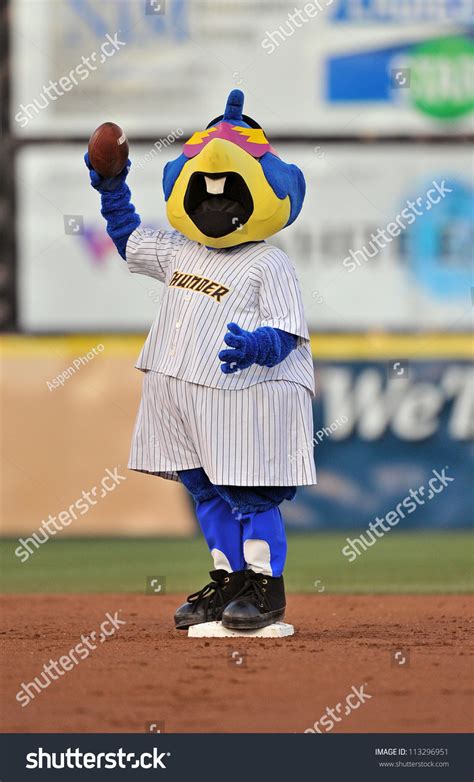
[
  {"x1": 174, "y1": 569, "x2": 246, "y2": 630},
  {"x1": 222, "y1": 570, "x2": 286, "y2": 631}
]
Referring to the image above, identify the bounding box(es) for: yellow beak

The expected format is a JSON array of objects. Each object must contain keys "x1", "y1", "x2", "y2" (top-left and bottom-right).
[{"x1": 166, "y1": 139, "x2": 290, "y2": 248}]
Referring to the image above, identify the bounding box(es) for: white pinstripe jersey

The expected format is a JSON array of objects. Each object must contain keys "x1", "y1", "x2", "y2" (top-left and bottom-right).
[{"x1": 126, "y1": 227, "x2": 315, "y2": 394}]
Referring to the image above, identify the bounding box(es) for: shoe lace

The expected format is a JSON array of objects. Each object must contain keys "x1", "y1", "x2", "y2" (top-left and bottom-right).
[
  {"x1": 233, "y1": 573, "x2": 268, "y2": 609},
  {"x1": 186, "y1": 579, "x2": 224, "y2": 617}
]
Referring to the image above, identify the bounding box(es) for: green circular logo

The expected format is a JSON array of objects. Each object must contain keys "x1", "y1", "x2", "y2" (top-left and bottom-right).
[{"x1": 410, "y1": 36, "x2": 474, "y2": 120}]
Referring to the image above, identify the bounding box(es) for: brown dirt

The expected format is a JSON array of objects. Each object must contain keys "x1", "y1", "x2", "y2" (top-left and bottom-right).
[{"x1": 1, "y1": 594, "x2": 472, "y2": 734}]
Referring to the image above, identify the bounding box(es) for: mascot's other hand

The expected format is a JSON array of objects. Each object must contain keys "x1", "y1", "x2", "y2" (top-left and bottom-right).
[
  {"x1": 219, "y1": 323, "x2": 298, "y2": 373},
  {"x1": 84, "y1": 152, "x2": 131, "y2": 193},
  {"x1": 219, "y1": 322, "x2": 259, "y2": 374}
]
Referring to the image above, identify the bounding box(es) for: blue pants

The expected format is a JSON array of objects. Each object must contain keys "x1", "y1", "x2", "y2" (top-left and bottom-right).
[{"x1": 179, "y1": 468, "x2": 294, "y2": 577}]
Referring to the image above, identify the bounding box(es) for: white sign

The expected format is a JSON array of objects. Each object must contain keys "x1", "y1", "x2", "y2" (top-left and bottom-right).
[
  {"x1": 17, "y1": 143, "x2": 472, "y2": 332},
  {"x1": 11, "y1": 0, "x2": 473, "y2": 136}
]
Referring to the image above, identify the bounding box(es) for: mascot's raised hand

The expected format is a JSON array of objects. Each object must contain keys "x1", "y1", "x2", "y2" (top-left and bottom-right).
[{"x1": 84, "y1": 151, "x2": 140, "y2": 259}]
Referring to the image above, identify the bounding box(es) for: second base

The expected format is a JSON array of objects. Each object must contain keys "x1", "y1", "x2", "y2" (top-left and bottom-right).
[{"x1": 188, "y1": 621, "x2": 294, "y2": 638}]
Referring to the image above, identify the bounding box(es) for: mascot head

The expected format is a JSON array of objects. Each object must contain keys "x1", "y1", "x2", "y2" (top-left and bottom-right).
[{"x1": 163, "y1": 89, "x2": 305, "y2": 248}]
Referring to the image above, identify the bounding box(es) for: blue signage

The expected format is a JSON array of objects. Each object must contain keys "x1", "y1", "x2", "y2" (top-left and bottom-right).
[{"x1": 287, "y1": 360, "x2": 473, "y2": 530}]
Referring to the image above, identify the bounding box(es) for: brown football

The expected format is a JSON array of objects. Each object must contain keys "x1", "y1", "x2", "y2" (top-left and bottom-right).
[{"x1": 88, "y1": 122, "x2": 129, "y2": 178}]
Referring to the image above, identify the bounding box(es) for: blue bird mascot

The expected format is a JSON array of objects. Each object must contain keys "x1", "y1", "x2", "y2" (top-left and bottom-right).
[{"x1": 85, "y1": 90, "x2": 316, "y2": 631}]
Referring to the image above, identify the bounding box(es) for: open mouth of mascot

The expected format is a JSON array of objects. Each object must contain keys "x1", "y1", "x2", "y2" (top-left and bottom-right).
[{"x1": 184, "y1": 171, "x2": 254, "y2": 238}]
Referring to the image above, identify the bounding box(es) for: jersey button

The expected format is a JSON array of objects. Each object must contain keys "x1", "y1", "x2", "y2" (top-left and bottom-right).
[
  {"x1": 184, "y1": 293, "x2": 191, "y2": 301},
  {"x1": 175, "y1": 321, "x2": 181, "y2": 328}
]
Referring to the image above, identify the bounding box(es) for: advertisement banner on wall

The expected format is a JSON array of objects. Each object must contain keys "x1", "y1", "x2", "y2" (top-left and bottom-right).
[
  {"x1": 325, "y1": 34, "x2": 474, "y2": 124},
  {"x1": 330, "y1": 1, "x2": 472, "y2": 24},
  {"x1": 11, "y1": 0, "x2": 473, "y2": 137},
  {"x1": 287, "y1": 356, "x2": 474, "y2": 531},
  {"x1": 16, "y1": 143, "x2": 472, "y2": 332}
]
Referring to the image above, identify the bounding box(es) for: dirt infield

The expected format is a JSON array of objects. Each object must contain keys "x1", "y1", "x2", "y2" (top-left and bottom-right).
[{"x1": 1, "y1": 594, "x2": 472, "y2": 734}]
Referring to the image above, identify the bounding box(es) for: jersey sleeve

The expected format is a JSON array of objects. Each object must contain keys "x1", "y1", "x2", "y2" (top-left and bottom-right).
[
  {"x1": 125, "y1": 227, "x2": 185, "y2": 282},
  {"x1": 256, "y1": 247, "x2": 310, "y2": 343}
]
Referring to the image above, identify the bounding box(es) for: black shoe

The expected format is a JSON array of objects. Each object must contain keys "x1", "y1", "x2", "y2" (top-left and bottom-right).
[
  {"x1": 222, "y1": 570, "x2": 286, "y2": 631},
  {"x1": 174, "y1": 569, "x2": 246, "y2": 630}
]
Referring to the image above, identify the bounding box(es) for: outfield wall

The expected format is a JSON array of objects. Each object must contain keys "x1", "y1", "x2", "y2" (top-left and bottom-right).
[
  {"x1": 0, "y1": 338, "x2": 196, "y2": 538},
  {"x1": 1, "y1": 334, "x2": 471, "y2": 536}
]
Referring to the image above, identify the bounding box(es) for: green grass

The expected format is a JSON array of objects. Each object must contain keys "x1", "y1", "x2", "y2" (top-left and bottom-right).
[{"x1": 1, "y1": 532, "x2": 472, "y2": 594}]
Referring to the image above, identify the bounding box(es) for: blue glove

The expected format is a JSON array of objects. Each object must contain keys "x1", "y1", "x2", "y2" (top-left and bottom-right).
[
  {"x1": 84, "y1": 152, "x2": 131, "y2": 193},
  {"x1": 219, "y1": 322, "x2": 297, "y2": 374},
  {"x1": 84, "y1": 152, "x2": 141, "y2": 259}
]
